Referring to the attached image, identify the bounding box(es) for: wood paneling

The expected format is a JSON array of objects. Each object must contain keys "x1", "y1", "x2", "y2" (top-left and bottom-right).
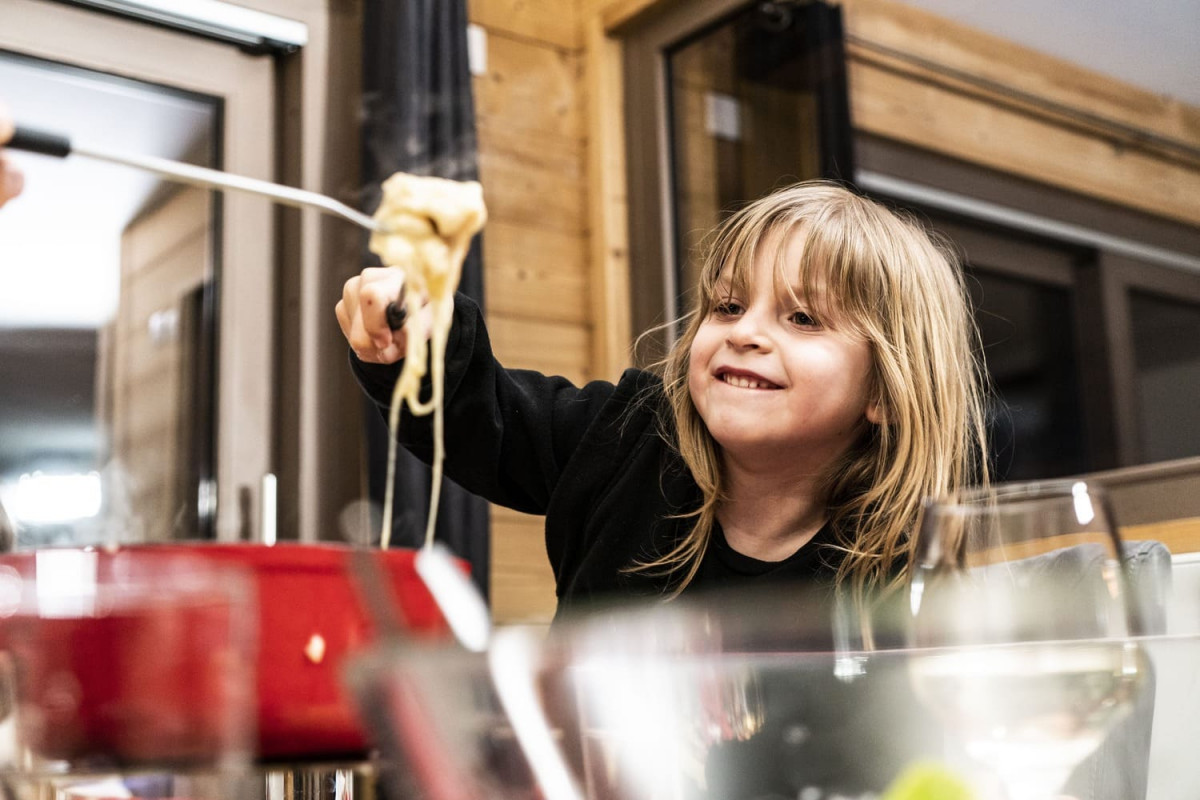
[
  {"x1": 470, "y1": 9, "x2": 592, "y2": 621},
  {"x1": 840, "y1": 0, "x2": 1200, "y2": 151},
  {"x1": 468, "y1": 0, "x2": 581, "y2": 50},
  {"x1": 849, "y1": 59, "x2": 1200, "y2": 226},
  {"x1": 474, "y1": 30, "x2": 585, "y2": 142},
  {"x1": 490, "y1": 506, "x2": 557, "y2": 621},
  {"x1": 835, "y1": 0, "x2": 1200, "y2": 226},
  {"x1": 477, "y1": 125, "x2": 588, "y2": 235},
  {"x1": 597, "y1": 0, "x2": 1200, "y2": 227},
  {"x1": 671, "y1": 53, "x2": 721, "y2": 262},
  {"x1": 1124, "y1": 518, "x2": 1200, "y2": 556},
  {"x1": 584, "y1": 14, "x2": 633, "y2": 381},
  {"x1": 122, "y1": 193, "x2": 210, "y2": 275},
  {"x1": 488, "y1": 315, "x2": 591, "y2": 387},
  {"x1": 484, "y1": 220, "x2": 589, "y2": 324},
  {"x1": 112, "y1": 187, "x2": 210, "y2": 543}
]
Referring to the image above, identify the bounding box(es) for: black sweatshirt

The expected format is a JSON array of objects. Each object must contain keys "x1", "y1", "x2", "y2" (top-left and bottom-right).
[{"x1": 350, "y1": 294, "x2": 844, "y2": 620}]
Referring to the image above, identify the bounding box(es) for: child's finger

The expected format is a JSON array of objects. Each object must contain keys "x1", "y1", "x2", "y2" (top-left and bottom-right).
[
  {"x1": 359, "y1": 268, "x2": 406, "y2": 345},
  {"x1": 0, "y1": 103, "x2": 14, "y2": 142},
  {"x1": 0, "y1": 154, "x2": 23, "y2": 207}
]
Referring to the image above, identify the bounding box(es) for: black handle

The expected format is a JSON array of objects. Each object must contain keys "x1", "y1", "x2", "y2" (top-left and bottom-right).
[
  {"x1": 385, "y1": 302, "x2": 407, "y2": 331},
  {"x1": 7, "y1": 125, "x2": 72, "y2": 158}
]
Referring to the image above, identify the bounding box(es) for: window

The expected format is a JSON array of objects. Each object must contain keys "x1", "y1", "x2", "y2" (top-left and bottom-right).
[
  {"x1": 625, "y1": 0, "x2": 853, "y2": 352},
  {"x1": 1, "y1": 3, "x2": 276, "y2": 543},
  {"x1": 623, "y1": 0, "x2": 1200, "y2": 477},
  {"x1": 861, "y1": 138, "x2": 1200, "y2": 477}
]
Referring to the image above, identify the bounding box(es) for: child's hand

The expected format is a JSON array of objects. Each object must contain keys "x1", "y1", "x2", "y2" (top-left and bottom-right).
[
  {"x1": 337, "y1": 266, "x2": 416, "y2": 364},
  {"x1": 1, "y1": 102, "x2": 26, "y2": 209}
]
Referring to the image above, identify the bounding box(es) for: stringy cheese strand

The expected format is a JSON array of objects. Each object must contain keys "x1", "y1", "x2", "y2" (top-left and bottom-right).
[{"x1": 370, "y1": 173, "x2": 486, "y2": 552}]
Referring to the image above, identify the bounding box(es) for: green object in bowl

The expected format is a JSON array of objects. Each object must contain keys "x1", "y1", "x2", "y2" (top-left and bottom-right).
[{"x1": 882, "y1": 762, "x2": 974, "y2": 800}]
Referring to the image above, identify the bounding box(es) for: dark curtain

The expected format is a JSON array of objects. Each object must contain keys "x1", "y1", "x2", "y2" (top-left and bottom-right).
[{"x1": 360, "y1": 0, "x2": 490, "y2": 597}]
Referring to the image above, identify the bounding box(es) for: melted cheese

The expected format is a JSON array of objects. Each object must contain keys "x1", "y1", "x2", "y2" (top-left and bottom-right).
[{"x1": 369, "y1": 172, "x2": 487, "y2": 550}]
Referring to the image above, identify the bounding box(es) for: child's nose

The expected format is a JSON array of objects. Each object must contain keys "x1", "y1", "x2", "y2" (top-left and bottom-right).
[{"x1": 726, "y1": 310, "x2": 772, "y2": 350}]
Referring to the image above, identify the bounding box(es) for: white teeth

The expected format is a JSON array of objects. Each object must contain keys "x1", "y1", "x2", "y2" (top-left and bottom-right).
[{"x1": 721, "y1": 374, "x2": 772, "y2": 389}]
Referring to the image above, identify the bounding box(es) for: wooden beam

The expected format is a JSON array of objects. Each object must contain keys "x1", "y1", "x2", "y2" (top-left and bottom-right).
[
  {"x1": 468, "y1": 0, "x2": 581, "y2": 50},
  {"x1": 840, "y1": 0, "x2": 1200, "y2": 151},
  {"x1": 584, "y1": 15, "x2": 634, "y2": 381},
  {"x1": 850, "y1": 59, "x2": 1200, "y2": 226}
]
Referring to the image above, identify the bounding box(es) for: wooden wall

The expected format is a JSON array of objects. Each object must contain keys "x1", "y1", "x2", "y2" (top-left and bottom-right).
[
  {"x1": 475, "y1": 0, "x2": 1200, "y2": 623},
  {"x1": 838, "y1": 0, "x2": 1200, "y2": 227},
  {"x1": 467, "y1": 0, "x2": 588, "y2": 622}
]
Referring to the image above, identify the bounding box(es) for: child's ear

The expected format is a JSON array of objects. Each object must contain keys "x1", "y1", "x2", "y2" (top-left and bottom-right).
[{"x1": 866, "y1": 398, "x2": 884, "y2": 426}]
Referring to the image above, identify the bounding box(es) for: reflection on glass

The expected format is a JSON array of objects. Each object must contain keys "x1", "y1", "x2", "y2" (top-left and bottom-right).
[
  {"x1": 666, "y1": 4, "x2": 840, "y2": 318},
  {"x1": 966, "y1": 268, "x2": 1086, "y2": 480},
  {"x1": 347, "y1": 593, "x2": 950, "y2": 800},
  {"x1": 910, "y1": 480, "x2": 1148, "y2": 800},
  {"x1": 0, "y1": 51, "x2": 219, "y2": 547},
  {"x1": 1130, "y1": 289, "x2": 1200, "y2": 462}
]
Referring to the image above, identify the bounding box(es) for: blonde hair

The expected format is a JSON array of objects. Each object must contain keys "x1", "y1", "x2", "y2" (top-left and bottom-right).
[{"x1": 638, "y1": 181, "x2": 989, "y2": 595}]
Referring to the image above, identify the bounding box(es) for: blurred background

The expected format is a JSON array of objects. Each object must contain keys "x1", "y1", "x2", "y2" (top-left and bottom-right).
[{"x1": 1, "y1": 0, "x2": 1198, "y2": 624}]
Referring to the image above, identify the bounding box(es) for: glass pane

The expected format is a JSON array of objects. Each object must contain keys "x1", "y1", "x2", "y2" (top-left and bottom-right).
[
  {"x1": 1130, "y1": 290, "x2": 1200, "y2": 462},
  {"x1": 967, "y1": 269, "x2": 1087, "y2": 480},
  {"x1": 0, "y1": 52, "x2": 219, "y2": 547},
  {"x1": 666, "y1": 5, "x2": 830, "y2": 316}
]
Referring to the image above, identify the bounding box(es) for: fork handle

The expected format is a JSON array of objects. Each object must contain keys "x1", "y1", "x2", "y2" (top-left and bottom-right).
[
  {"x1": 8, "y1": 126, "x2": 71, "y2": 159},
  {"x1": 386, "y1": 302, "x2": 408, "y2": 331}
]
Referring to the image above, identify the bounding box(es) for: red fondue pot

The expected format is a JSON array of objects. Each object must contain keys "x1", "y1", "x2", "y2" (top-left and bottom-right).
[{"x1": 0, "y1": 543, "x2": 456, "y2": 764}]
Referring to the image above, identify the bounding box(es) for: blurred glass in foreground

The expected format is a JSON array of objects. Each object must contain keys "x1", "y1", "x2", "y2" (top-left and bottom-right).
[
  {"x1": 342, "y1": 476, "x2": 1187, "y2": 800},
  {"x1": 346, "y1": 584, "x2": 943, "y2": 800},
  {"x1": 0, "y1": 549, "x2": 256, "y2": 800},
  {"x1": 909, "y1": 480, "x2": 1152, "y2": 800}
]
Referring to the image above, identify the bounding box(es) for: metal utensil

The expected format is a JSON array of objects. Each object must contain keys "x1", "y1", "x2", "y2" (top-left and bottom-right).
[
  {"x1": 8, "y1": 124, "x2": 385, "y2": 233},
  {"x1": 9, "y1": 123, "x2": 414, "y2": 324}
]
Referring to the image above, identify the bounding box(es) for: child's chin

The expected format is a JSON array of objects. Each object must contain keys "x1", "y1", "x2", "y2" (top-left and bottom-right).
[{"x1": 711, "y1": 430, "x2": 779, "y2": 454}]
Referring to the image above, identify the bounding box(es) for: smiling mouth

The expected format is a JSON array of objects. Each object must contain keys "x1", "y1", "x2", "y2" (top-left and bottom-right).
[{"x1": 718, "y1": 373, "x2": 780, "y2": 390}]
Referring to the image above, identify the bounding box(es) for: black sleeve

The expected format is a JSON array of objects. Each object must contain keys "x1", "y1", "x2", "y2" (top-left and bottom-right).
[{"x1": 350, "y1": 293, "x2": 620, "y2": 515}]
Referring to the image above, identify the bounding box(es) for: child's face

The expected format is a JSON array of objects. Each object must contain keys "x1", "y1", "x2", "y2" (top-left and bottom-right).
[{"x1": 687, "y1": 230, "x2": 880, "y2": 468}]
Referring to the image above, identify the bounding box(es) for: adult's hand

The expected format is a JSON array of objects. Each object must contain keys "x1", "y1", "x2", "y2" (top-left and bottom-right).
[{"x1": 0, "y1": 103, "x2": 26, "y2": 208}]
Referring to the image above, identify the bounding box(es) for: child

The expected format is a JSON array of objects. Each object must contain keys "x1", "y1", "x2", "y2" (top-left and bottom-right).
[{"x1": 337, "y1": 181, "x2": 989, "y2": 619}]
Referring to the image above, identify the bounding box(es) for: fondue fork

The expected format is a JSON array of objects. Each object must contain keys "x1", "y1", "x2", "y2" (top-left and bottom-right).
[
  {"x1": 8, "y1": 124, "x2": 387, "y2": 234},
  {"x1": 9, "y1": 123, "x2": 413, "y2": 323}
]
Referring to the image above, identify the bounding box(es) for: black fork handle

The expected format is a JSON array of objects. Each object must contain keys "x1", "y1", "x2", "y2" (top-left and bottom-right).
[
  {"x1": 7, "y1": 126, "x2": 72, "y2": 159},
  {"x1": 385, "y1": 302, "x2": 407, "y2": 331}
]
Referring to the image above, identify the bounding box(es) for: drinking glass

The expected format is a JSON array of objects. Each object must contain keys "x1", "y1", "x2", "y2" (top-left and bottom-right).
[{"x1": 908, "y1": 479, "x2": 1149, "y2": 800}]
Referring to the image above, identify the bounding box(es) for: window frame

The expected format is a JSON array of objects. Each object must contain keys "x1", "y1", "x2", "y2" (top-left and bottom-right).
[
  {"x1": 624, "y1": 0, "x2": 747, "y2": 352},
  {"x1": 2, "y1": 0, "x2": 277, "y2": 541},
  {"x1": 859, "y1": 134, "x2": 1200, "y2": 472}
]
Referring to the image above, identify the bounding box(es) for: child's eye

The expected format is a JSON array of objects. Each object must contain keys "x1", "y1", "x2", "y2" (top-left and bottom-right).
[
  {"x1": 713, "y1": 300, "x2": 744, "y2": 318},
  {"x1": 789, "y1": 310, "x2": 819, "y2": 327}
]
